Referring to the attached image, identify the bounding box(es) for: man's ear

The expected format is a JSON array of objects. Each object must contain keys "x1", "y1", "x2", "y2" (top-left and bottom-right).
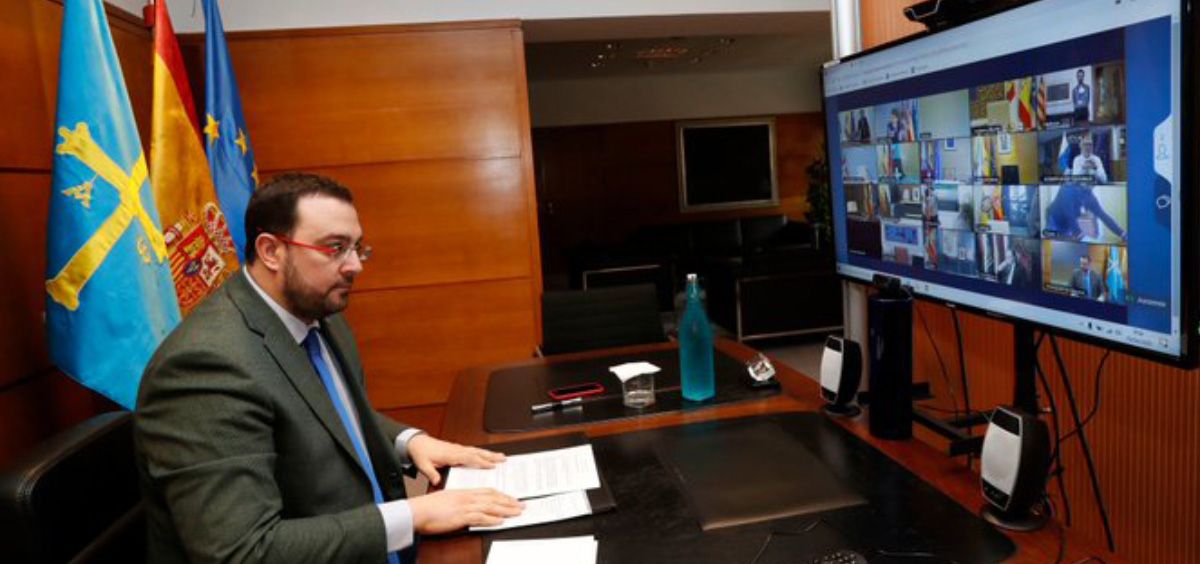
[{"x1": 255, "y1": 233, "x2": 285, "y2": 273}]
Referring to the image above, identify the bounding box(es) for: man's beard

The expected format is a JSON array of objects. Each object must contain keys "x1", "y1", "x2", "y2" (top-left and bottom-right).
[{"x1": 282, "y1": 258, "x2": 353, "y2": 321}]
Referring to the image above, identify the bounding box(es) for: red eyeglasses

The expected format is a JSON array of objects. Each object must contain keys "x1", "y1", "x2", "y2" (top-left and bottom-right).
[{"x1": 274, "y1": 235, "x2": 372, "y2": 262}]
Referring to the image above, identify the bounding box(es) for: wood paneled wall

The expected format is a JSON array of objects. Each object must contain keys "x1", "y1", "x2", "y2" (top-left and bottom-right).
[
  {"x1": 860, "y1": 0, "x2": 925, "y2": 51},
  {"x1": 0, "y1": 0, "x2": 147, "y2": 467},
  {"x1": 1, "y1": 11, "x2": 540, "y2": 459},
  {"x1": 198, "y1": 21, "x2": 543, "y2": 434},
  {"x1": 865, "y1": 6, "x2": 1200, "y2": 563},
  {"x1": 533, "y1": 113, "x2": 826, "y2": 288}
]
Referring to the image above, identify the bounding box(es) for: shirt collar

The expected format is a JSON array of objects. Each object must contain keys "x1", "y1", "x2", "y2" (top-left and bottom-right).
[{"x1": 243, "y1": 268, "x2": 316, "y2": 345}]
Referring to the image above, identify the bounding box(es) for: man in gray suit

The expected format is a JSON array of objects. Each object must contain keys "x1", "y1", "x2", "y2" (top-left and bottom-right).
[{"x1": 135, "y1": 173, "x2": 522, "y2": 563}]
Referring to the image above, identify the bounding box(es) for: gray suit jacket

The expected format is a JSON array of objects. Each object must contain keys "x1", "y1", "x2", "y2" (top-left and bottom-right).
[
  {"x1": 1070, "y1": 269, "x2": 1105, "y2": 299},
  {"x1": 135, "y1": 271, "x2": 409, "y2": 563}
]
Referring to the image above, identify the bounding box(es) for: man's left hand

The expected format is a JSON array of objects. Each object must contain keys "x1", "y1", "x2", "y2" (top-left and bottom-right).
[{"x1": 408, "y1": 434, "x2": 505, "y2": 486}]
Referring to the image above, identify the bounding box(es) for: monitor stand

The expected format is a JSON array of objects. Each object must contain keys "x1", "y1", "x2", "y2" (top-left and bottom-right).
[
  {"x1": 822, "y1": 403, "x2": 861, "y2": 418},
  {"x1": 981, "y1": 502, "x2": 1050, "y2": 532}
]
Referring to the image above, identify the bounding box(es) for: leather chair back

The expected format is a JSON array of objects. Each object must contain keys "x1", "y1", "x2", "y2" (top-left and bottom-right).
[
  {"x1": 541, "y1": 284, "x2": 668, "y2": 356},
  {"x1": 0, "y1": 411, "x2": 144, "y2": 564}
]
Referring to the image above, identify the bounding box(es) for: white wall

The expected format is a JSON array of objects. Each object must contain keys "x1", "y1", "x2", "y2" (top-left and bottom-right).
[
  {"x1": 530, "y1": 66, "x2": 822, "y2": 127},
  {"x1": 149, "y1": 0, "x2": 827, "y2": 33},
  {"x1": 107, "y1": 0, "x2": 146, "y2": 17}
]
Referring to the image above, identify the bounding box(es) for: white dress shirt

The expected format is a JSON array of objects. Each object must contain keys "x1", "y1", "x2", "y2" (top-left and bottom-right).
[
  {"x1": 1071, "y1": 154, "x2": 1108, "y2": 183},
  {"x1": 245, "y1": 269, "x2": 421, "y2": 552}
]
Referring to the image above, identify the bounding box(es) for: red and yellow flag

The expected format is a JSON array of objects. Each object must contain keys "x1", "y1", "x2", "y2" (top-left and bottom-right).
[{"x1": 151, "y1": 0, "x2": 238, "y2": 314}]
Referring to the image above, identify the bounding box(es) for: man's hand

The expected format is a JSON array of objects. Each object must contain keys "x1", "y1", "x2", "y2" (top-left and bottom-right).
[
  {"x1": 408, "y1": 434, "x2": 505, "y2": 486},
  {"x1": 408, "y1": 488, "x2": 524, "y2": 535}
]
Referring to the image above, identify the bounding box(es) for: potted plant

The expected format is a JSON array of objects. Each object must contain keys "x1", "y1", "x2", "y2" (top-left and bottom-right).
[{"x1": 805, "y1": 150, "x2": 833, "y2": 248}]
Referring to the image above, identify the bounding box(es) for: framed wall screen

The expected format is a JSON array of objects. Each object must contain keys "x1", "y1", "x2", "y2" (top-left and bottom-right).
[{"x1": 677, "y1": 118, "x2": 779, "y2": 212}]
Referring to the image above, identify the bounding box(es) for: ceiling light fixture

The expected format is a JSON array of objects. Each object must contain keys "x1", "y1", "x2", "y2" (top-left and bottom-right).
[{"x1": 635, "y1": 46, "x2": 689, "y2": 60}]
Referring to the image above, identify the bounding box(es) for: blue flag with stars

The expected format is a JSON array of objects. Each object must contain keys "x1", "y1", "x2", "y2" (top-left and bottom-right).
[
  {"x1": 47, "y1": 0, "x2": 182, "y2": 409},
  {"x1": 204, "y1": 0, "x2": 257, "y2": 262}
]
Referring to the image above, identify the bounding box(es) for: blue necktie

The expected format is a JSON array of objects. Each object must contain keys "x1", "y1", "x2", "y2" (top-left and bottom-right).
[
  {"x1": 1085, "y1": 274, "x2": 1092, "y2": 298},
  {"x1": 303, "y1": 329, "x2": 402, "y2": 564}
]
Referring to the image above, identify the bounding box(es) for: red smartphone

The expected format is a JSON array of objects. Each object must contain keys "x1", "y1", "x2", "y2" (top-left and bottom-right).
[{"x1": 547, "y1": 382, "x2": 605, "y2": 401}]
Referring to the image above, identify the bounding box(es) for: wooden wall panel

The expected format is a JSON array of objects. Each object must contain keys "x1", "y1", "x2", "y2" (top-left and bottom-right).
[
  {"x1": 534, "y1": 112, "x2": 826, "y2": 289},
  {"x1": 300, "y1": 158, "x2": 532, "y2": 291},
  {"x1": 860, "y1": 0, "x2": 925, "y2": 51},
  {"x1": 0, "y1": 0, "x2": 151, "y2": 468},
  {"x1": 0, "y1": 0, "x2": 53, "y2": 170},
  {"x1": 0, "y1": 173, "x2": 52, "y2": 387},
  {"x1": 0, "y1": 371, "x2": 111, "y2": 464},
  {"x1": 228, "y1": 28, "x2": 526, "y2": 170},
  {"x1": 346, "y1": 280, "x2": 537, "y2": 409},
  {"x1": 861, "y1": 5, "x2": 1200, "y2": 562},
  {"x1": 229, "y1": 21, "x2": 542, "y2": 415},
  {"x1": 380, "y1": 404, "x2": 446, "y2": 439}
]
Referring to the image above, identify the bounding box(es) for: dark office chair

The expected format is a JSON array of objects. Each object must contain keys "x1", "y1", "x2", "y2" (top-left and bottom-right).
[
  {"x1": 0, "y1": 411, "x2": 145, "y2": 564},
  {"x1": 540, "y1": 284, "x2": 669, "y2": 356}
]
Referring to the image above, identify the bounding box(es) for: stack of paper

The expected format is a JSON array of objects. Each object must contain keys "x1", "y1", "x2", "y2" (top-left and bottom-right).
[
  {"x1": 445, "y1": 444, "x2": 601, "y2": 531},
  {"x1": 485, "y1": 535, "x2": 598, "y2": 564}
]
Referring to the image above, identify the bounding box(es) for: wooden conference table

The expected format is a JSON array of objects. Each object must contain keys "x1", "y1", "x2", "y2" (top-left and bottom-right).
[{"x1": 424, "y1": 339, "x2": 1119, "y2": 564}]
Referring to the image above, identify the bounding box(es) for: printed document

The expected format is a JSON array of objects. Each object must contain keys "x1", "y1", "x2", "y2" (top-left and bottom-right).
[
  {"x1": 471, "y1": 490, "x2": 592, "y2": 531},
  {"x1": 485, "y1": 535, "x2": 597, "y2": 564},
  {"x1": 445, "y1": 444, "x2": 600, "y2": 499}
]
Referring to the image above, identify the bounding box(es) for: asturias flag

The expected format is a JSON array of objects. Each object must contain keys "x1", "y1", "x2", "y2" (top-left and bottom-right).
[
  {"x1": 47, "y1": 0, "x2": 181, "y2": 409},
  {"x1": 204, "y1": 0, "x2": 258, "y2": 262},
  {"x1": 152, "y1": 0, "x2": 239, "y2": 315},
  {"x1": 1058, "y1": 131, "x2": 1072, "y2": 174}
]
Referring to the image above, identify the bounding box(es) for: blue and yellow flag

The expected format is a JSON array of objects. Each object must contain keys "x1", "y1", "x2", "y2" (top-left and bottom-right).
[
  {"x1": 47, "y1": 0, "x2": 181, "y2": 409},
  {"x1": 204, "y1": 0, "x2": 258, "y2": 262}
]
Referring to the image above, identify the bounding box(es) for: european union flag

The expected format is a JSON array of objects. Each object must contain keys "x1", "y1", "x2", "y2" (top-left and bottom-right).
[
  {"x1": 204, "y1": 0, "x2": 257, "y2": 262},
  {"x1": 47, "y1": 0, "x2": 181, "y2": 409}
]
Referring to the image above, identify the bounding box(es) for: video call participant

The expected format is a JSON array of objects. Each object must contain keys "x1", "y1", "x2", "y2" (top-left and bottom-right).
[
  {"x1": 1070, "y1": 255, "x2": 1105, "y2": 300},
  {"x1": 1044, "y1": 184, "x2": 1126, "y2": 241},
  {"x1": 1073, "y1": 68, "x2": 1091, "y2": 122},
  {"x1": 857, "y1": 110, "x2": 872, "y2": 142},
  {"x1": 997, "y1": 239, "x2": 1040, "y2": 290},
  {"x1": 887, "y1": 108, "x2": 910, "y2": 143},
  {"x1": 1071, "y1": 136, "x2": 1108, "y2": 183},
  {"x1": 135, "y1": 173, "x2": 523, "y2": 563}
]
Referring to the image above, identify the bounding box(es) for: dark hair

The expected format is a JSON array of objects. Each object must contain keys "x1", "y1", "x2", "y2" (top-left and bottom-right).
[{"x1": 243, "y1": 172, "x2": 354, "y2": 264}]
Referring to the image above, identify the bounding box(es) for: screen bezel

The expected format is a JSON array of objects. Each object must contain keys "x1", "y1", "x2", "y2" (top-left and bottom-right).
[{"x1": 819, "y1": 0, "x2": 1198, "y2": 367}]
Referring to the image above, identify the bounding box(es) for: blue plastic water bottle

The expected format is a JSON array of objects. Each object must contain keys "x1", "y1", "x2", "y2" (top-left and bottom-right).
[{"x1": 680, "y1": 273, "x2": 715, "y2": 401}]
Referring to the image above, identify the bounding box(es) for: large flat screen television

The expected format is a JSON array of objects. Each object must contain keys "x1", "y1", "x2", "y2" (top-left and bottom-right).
[
  {"x1": 822, "y1": 0, "x2": 1196, "y2": 365},
  {"x1": 677, "y1": 119, "x2": 779, "y2": 212}
]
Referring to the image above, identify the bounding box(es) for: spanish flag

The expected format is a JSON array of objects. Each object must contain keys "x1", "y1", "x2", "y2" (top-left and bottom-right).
[{"x1": 150, "y1": 0, "x2": 238, "y2": 315}]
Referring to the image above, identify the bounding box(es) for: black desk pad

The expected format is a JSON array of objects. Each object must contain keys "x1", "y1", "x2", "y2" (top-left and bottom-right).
[
  {"x1": 656, "y1": 420, "x2": 866, "y2": 531},
  {"x1": 484, "y1": 348, "x2": 780, "y2": 432},
  {"x1": 480, "y1": 413, "x2": 1015, "y2": 563}
]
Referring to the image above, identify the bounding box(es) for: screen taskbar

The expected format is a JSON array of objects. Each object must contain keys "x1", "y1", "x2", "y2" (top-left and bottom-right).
[{"x1": 837, "y1": 263, "x2": 1180, "y2": 356}]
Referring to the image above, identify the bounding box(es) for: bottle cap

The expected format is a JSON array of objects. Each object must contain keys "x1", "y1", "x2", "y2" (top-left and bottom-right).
[{"x1": 686, "y1": 273, "x2": 697, "y2": 282}]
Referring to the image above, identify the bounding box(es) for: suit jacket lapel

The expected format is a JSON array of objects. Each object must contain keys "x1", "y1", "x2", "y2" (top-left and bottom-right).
[{"x1": 226, "y1": 272, "x2": 364, "y2": 474}]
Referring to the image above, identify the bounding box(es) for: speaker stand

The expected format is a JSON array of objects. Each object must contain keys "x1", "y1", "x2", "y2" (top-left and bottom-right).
[
  {"x1": 822, "y1": 403, "x2": 862, "y2": 418},
  {"x1": 980, "y1": 503, "x2": 1049, "y2": 532}
]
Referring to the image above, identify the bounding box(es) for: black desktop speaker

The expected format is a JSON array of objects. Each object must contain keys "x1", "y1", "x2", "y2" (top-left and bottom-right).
[
  {"x1": 867, "y1": 292, "x2": 913, "y2": 440},
  {"x1": 820, "y1": 336, "x2": 862, "y2": 417},
  {"x1": 980, "y1": 406, "x2": 1051, "y2": 531}
]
